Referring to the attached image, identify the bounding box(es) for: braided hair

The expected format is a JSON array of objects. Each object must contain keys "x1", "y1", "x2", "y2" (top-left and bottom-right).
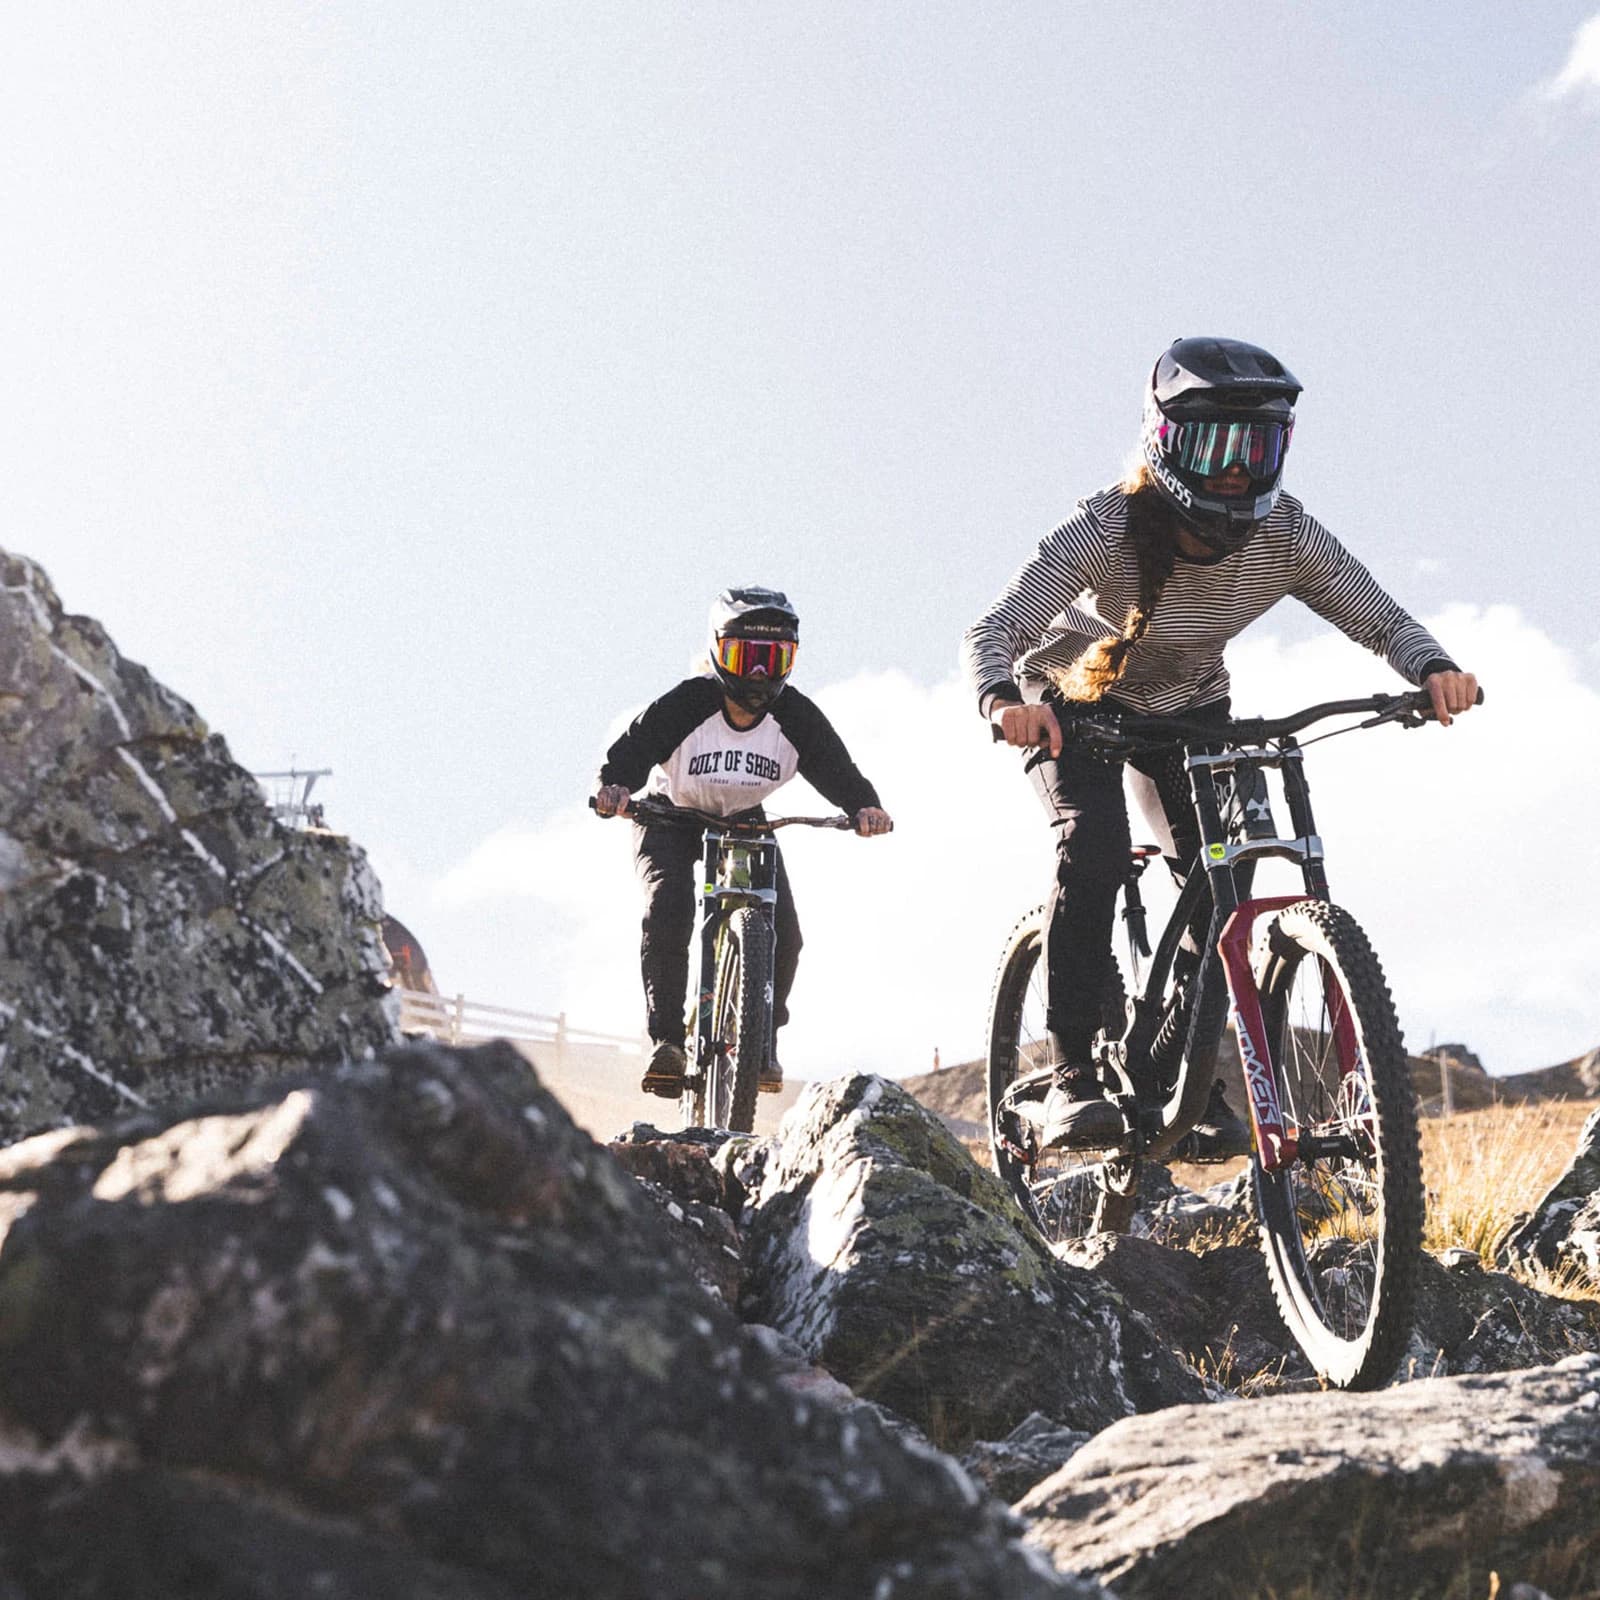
[{"x1": 1048, "y1": 464, "x2": 1181, "y2": 703}]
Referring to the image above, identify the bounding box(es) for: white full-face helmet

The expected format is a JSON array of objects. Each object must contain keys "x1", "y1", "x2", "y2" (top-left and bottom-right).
[{"x1": 707, "y1": 586, "x2": 799, "y2": 712}]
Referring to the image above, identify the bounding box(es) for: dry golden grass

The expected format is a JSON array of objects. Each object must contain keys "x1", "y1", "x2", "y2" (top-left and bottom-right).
[
  {"x1": 1421, "y1": 1097, "x2": 1598, "y2": 1261},
  {"x1": 962, "y1": 1096, "x2": 1600, "y2": 1298}
]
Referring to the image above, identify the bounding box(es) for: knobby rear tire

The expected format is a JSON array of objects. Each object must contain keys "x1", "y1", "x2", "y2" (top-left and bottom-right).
[
  {"x1": 709, "y1": 907, "x2": 770, "y2": 1134},
  {"x1": 985, "y1": 907, "x2": 1133, "y2": 1244},
  {"x1": 1251, "y1": 900, "x2": 1423, "y2": 1389}
]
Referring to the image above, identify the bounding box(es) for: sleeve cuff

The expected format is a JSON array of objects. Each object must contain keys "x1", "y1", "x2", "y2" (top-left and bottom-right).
[{"x1": 979, "y1": 682, "x2": 1023, "y2": 721}]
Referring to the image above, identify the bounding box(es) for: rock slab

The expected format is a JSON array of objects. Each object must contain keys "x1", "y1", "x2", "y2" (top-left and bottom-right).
[{"x1": 1020, "y1": 1354, "x2": 1600, "y2": 1600}]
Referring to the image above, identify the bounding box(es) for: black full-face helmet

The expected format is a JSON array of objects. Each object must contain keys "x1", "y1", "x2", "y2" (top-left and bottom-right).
[
  {"x1": 1140, "y1": 337, "x2": 1302, "y2": 554},
  {"x1": 707, "y1": 585, "x2": 800, "y2": 713}
]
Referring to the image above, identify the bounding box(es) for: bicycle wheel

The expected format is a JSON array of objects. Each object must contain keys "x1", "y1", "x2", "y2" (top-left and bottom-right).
[
  {"x1": 1250, "y1": 899, "x2": 1422, "y2": 1388},
  {"x1": 706, "y1": 907, "x2": 770, "y2": 1133},
  {"x1": 985, "y1": 907, "x2": 1134, "y2": 1245}
]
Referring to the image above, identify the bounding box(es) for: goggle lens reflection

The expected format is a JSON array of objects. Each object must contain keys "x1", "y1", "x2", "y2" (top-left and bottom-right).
[
  {"x1": 1161, "y1": 417, "x2": 1293, "y2": 480},
  {"x1": 715, "y1": 636, "x2": 796, "y2": 677}
]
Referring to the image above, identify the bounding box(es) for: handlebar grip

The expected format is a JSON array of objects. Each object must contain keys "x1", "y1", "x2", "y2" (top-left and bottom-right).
[{"x1": 1409, "y1": 684, "x2": 1485, "y2": 723}]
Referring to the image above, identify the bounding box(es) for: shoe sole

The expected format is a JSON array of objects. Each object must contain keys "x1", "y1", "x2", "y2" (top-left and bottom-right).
[{"x1": 1042, "y1": 1119, "x2": 1125, "y2": 1151}]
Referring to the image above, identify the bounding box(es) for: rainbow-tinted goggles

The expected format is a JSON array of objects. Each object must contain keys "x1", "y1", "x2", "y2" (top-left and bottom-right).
[
  {"x1": 715, "y1": 635, "x2": 797, "y2": 677},
  {"x1": 1160, "y1": 416, "x2": 1293, "y2": 480}
]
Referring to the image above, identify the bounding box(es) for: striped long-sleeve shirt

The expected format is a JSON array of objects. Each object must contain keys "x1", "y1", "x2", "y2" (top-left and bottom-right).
[{"x1": 960, "y1": 485, "x2": 1455, "y2": 718}]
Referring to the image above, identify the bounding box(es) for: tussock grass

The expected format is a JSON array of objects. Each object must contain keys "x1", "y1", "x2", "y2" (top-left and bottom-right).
[
  {"x1": 1421, "y1": 1097, "x2": 1598, "y2": 1263},
  {"x1": 1191, "y1": 1327, "x2": 1292, "y2": 1397}
]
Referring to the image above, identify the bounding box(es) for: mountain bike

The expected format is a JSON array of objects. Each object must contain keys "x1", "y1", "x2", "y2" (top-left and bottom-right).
[
  {"x1": 605, "y1": 795, "x2": 859, "y2": 1134},
  {"x1": 986, "y1": 687, "x2": 1479, "y2": 1389}
]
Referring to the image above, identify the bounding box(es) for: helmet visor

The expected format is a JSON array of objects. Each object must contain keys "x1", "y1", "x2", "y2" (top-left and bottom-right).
[
  {"x1": 715, "y1": 636, "x2": 796, "y2": 679},
  {"x1": 1162, "y1": 417, "x2": 1292, "y2": 481}
]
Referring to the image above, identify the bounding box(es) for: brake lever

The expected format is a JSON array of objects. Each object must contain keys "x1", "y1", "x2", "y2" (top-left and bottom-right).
[
  {"x1": 1358, "y1": 704, "x2": 1423, "y2": 731},
  {"x1": 1361, "y1": 684, "x2": 1484, "y2": 732}
]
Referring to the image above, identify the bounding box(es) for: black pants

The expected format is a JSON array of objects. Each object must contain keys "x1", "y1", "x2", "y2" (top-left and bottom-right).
[
  {"x1": 632, "y1": 822, "x2": 802, "y2": 1047},
  {"x1": 1024, "y1": 695, "x2": 1228, "y2": 1064}
]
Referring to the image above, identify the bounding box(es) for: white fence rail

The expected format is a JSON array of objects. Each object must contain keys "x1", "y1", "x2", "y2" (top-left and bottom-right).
[{"x1": 396, "y1": 988, "x2": 645, "y2": 1066}]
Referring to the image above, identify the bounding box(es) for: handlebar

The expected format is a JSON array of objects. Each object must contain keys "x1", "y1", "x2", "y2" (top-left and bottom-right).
[
  {"x1": 588, "y1": 794, "x2": 861, "y2": 832},
  {"x1": 992, "y1": 687, "x2": 1483, "y2": 755}
]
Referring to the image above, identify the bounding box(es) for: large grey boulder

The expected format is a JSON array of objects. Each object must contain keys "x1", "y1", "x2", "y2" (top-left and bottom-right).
[
  {"x1": 1498, "y1": 1106, "x2": 1600, "y2": 1286},
  {"x1": 741, "y1": 1074, "x2": 1209, "y2": 1447},
  {"x1": 0, "y1": 552, "x2": 397, "y2": 1142},
  {"x1": 1058, "y1": 1234, "x2": 1310, "y2": 1391},
  {"x1": 1059, "y1": 1231, "x2": 1600, "y2": 1395},
  {"x1": 0, "y1": 1040, "x2": 1097, "y2": 1599},
  {"x1": 1020, "y1": 1354, "x2": 1600, "y2": 1600}
]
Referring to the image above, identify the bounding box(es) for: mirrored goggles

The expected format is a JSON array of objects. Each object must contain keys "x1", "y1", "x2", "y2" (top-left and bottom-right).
[
  {"x1": 1161, "y1": 417, "x2": 1293, "y2": 481},
  {"x1": 715, "y1": 635, "x2": 796, "y2": 678}
]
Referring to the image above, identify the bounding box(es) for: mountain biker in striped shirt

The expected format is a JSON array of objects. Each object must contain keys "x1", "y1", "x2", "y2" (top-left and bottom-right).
[
  {"x1": 961, "y1": 337, "x2": 1480, "y2": 1156},
  {"x1": 594, "y1": 586, "x2": 893, "y2": 1101}
]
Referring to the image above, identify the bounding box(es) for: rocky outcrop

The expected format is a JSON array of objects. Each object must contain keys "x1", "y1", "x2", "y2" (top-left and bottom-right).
[
  {"x1": 1496, "y1": 1045, "x2": 1600, "y2": 1103},
  {"x1": 1497, "y1": 1106, "x2": 1600, "y2": 1286},
  {"x1": 960, "y1": 1412, "x2": 1091, "y2": 1505},
  {"x1": 0, "y1": 1040, "x2": 1096, "y2": 1599},
  {"x1": 1059, "y1": 1228, "x2": 1600, "y2": 1396},
  {"x1": 1059, "y1": 1233, "x2": 1308, "y2": 1390},
  {"x1": 1020, "y1": 1355, "x2": 1600, "y2": 1600},
  {"x1": 0, "y1": 553, "x2": 397, "y2": 1143},
  {"x1": 607, "y1": 1122, "x2": 746, "y2": 1305},
  {"x1": 740, "y1": 1075, "x2": 1210, "y2": 1447}
]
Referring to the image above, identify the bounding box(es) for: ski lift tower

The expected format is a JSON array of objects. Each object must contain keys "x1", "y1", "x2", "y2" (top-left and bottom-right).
[{"x1": 254, "y1": 767, "x2": 334, "y2": 831}]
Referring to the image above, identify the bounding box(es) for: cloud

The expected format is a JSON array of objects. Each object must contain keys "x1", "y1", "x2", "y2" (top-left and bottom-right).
[
  {"x1": 1536, "y1": 13, "x2": 1600, "y2": 105},
  {"x1": 423, "y1": 607, "x2": 1599, "y2": 1081}
]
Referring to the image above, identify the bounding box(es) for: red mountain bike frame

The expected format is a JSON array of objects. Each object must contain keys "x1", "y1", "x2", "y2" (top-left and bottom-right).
[{"x1": 1185, "y1": 737, "x2": 1334, "y2": 1176}]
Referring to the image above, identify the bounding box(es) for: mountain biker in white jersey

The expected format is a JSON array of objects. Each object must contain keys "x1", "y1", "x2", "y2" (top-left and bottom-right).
[
  {"x1": 594, "y1": 586, "x2": 893, "y2": 1100},
  {"x1": 962, "y1": 337, "x2": 1479, "y2": 1156}
]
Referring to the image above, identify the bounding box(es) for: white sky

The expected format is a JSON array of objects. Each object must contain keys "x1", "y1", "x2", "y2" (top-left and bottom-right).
[{"x1": 4, "y1": 4, "x2": 1598, "y2": 1075}]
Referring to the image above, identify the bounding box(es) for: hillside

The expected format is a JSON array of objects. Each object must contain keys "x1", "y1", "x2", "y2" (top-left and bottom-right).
[{"x1": 903, "y1": 1031, "x2": 1598, "y2": 1147}]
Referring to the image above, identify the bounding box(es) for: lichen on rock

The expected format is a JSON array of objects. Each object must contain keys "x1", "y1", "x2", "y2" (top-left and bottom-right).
[
  {"x1": 0, "y1": 551, "x2": 398, "y2": 1142},
  {"x1": 742, "y1": 1074, "x2": 1209, "y2": 1447}
]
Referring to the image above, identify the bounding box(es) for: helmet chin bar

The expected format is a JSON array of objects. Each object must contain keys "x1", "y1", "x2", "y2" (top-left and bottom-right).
[
  {"x1": 1169, "y1": 478, "x2": 1278, "y2": 554},
  {"x1": 723, "y1": 675, "x2": 786, "y2": 712}
]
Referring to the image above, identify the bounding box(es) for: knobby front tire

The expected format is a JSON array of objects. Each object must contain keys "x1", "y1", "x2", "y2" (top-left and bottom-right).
[
  {"x1": 1251, "y1": 900, "x2": 1423, "y2": 1389},
  {"x1": 985, "y1": 907, "x2": 1133, "y2": 1245},
  {"x1": 708, "y1": 907, "x2": 770, "y2": 1134}
]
